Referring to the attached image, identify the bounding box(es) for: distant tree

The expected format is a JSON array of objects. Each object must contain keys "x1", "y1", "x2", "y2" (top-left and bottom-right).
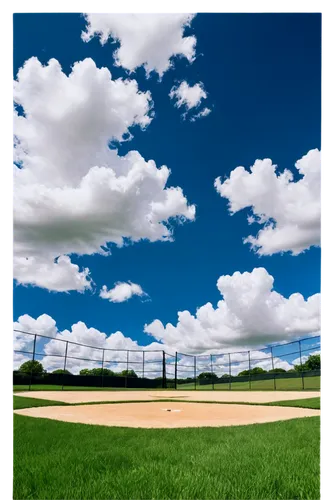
[
  {"x1": 222, "y1": 374, "x2": 230, "y2": 378},
  {"x1": 79, "y1": 369, "x2": 92, "y2": 375},
  {"x1": 304, "y1": 354, "x2": 320, "y2": 371},
  {"x1": 198, "y1": 372, "x2": 218, "y2": 381},
  {"x1": 90, "y1": 368, "x2": 115, "y2": 376},
  {"x1": 52, "y1": 369, "x2": 72, "y2": 375},
  {"x1": 18, "y1": 360, "x2": 45, "y2": 374},
  {"x1": 121, "y1": 369, "x2": 138, "y2": 378},
  {"x1": 269, "y1": 368, "x2": 286, "y2": 373},
  {"x1": 294, "y1": 354, "x2": 320, "y2": 372},
  {"x1": 288, "y1": 369, "x2": 297, "y2": 373},
  {"x1": 251, "y1": 367, "x2": 267, "y2": 375},
  {"x1": 238, "y1": 367, "x2": 266, "y2": 377}
]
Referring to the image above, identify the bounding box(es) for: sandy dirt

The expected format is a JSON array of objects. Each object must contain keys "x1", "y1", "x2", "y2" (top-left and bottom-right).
[
  {"x1": 14, "y1": 402, "x2": 320, "y2": 429},
  {"x1": 15, "y1": 390, "x2": 320, "y2": 404}
]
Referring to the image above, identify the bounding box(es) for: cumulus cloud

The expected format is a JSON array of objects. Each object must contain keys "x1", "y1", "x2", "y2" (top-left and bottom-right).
[
  {"x1": 144, "y1": 268, "x2": 320, "y2": 353},
  {"x1": 14, "y1": 57, "x2": 195, "y2": 291},
  {"x1": 81, "y1": 14, "x2": 197, "y2": 78},
  {"x1": 13, "y1": 313, "x2": 301, "y2": 377},
  {"x1": 100, "y1": 281, "x2": 147, "y2": 303},
  {"x1": 170, "y1": 81, "x2": 207, "y2": 110},
  {"x1": 214, "y1": 149, "x2": 321, "y2": 255},
  {"x1": 13, "y1": 256, "x2": 92, "y2": 292},
  {"x1": 13, "y1": 314, "x2": 165, "y2": 376}
]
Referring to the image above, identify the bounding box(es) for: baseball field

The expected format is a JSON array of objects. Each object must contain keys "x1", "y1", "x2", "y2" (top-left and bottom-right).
[{"x1": 13, "y1": 389, "x2": 320, "y2": 500}]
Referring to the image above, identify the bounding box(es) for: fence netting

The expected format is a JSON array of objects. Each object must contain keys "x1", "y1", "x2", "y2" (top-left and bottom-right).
[{"x1": 13, "y1": 330, "x2": 320, "y2": 391}]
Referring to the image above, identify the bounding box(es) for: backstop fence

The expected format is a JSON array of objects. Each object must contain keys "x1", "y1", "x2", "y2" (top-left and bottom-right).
[{"x1": 13, "y1": 330, "x2": 320, "y2": 391}]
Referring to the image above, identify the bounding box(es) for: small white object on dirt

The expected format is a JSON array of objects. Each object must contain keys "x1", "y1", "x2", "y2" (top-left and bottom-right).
[{"x1": 161, "y1": 408, "x2": 182, "y2": 412}]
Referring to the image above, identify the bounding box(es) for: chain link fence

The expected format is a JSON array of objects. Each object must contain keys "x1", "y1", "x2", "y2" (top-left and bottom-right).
[{"x1": 13, "y1": 330, "x2": 320, "y2": 391}]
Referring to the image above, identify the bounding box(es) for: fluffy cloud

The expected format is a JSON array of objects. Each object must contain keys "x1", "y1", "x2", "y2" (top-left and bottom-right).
[
  {"x1": 144, "y1": 268, "x2": 320, "y2": 353},
  {"x1": 214, "y1": 149, "x2": 321, "y2": 255},
  {"x1": 170, "y1": 81, "x2": 207, "y2": 110},
  {"x1": 190, "y1": 107, "x2": 212, "y2": 122},
  {"x1": 13, "y1": 314, "x2": 165, "y2": 376},
  {"x1": 81, "y1": 14, "x2": 197, "y2": 78},
  {"x1": 100, "y1": 281, "x2": 147, "y2": 303},
  {"x1": 14, "y1": 313, "x2": 300, "y2": 377},
  {"x1": 13, "y1": 256, "x2": 92, "y2": 292},
  {"x1": 14, "y1": 57, "x2": 195, "y2": 291}
]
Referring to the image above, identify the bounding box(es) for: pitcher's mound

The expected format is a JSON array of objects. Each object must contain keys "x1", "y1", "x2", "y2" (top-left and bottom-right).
[{"x1": 14, "y1": 402, "x2": 319, "y2": 429}]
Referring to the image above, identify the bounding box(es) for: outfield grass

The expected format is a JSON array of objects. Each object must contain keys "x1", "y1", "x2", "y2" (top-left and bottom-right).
[
  {"x1": 267, "y1": 397, "x2": 320, "y2": 410},
  {"x1": 14, "y1": 412, "x2": 320, "y2": 500},
  {"x1": 180, "y1": 375, "x2": 320, "y2": 391},
  {"x1": 14, "y1": 374, "x2": 320, "y2": 393},
  {"x1": 13, "y1": 395, "x2": 321, "y2": 410},
  {"x1": 13, "y1": 385, "x2": 164, "y2": 392},
  {"x1": 13, "y1": 396, "x2": 69, "y2": 410}
]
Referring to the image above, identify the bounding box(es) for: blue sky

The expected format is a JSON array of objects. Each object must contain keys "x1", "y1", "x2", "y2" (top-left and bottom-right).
[{"x1": 13, "y1": 13, "x2": 321, "y2": 360}]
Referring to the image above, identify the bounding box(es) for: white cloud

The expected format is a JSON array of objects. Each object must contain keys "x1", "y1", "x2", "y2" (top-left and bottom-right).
[
  {"x1": 170, "y1": 351, "x2": 295, "y2": 379},
  {"x1": 14, "y1": 311, "x2": 314, "y2": 377},
  {"x1": 169, "y1": 81, "x2": 207, "y2": 109},
  {"x1": 81, "y1": 14, "x2": 197, "y2": 78},
  {"x1": 13, "y1": 314, "x2": 165, "y2": 376},
  {"x1": 144, "y1": 268, "x2": 320, "y2": 353},
  {"x1": 13, "y1": 256, "x2": 92, "y2": 292},
  {"x1": 13, "y1": 313, "x2": 58, "y2": 369},
  {"x1": 170, "y1": 81, "x2": 207, "y2": 110},
  {"x1": 100, "y1": 281, "x2": 147, "y2": 303},
  {"x1": 190, "y1": 107, "x2": 212, "y2": 122},
  {"x1": 214, "y1": 149, "x2": 321, "y2": 255},
  {"x1": 14, "y1": 57, "x2": 195, "y2": 291},
  {"x1": 169, "y1": 82, "x2": 211, "y2": 121}
]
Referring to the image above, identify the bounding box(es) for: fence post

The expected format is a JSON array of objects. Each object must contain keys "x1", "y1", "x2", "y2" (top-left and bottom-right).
[
  {"x1": 299, "y1": 340, "x2": 304, "y2": 390},
  {"x1": 29, "y1": 334, "x2": 37, "y2": 391},
  {"x1": 142, "y1": 351, "x2": 145, "y2": 379},
  {"x1": 210, "y1": 354, "x2": 214, "y2": 390},
  {"x1": 228, "y1": 353, "x2": 231, "y2": 391},
  {"x1": 270, "y1": 346, "x2": 276, "y2": 390},
  {"x1": 248, "y1": 351, "x2": 251, "y2": 390},
  {"x1": 101, "y1": 349, "x2": 105, "y2": 388},
  {"x1": 125, "y1": 350, "x2": 129, "y2": 388},
  {"x1": 62, "y1": 341, "x2": 68, "y2": 391},
  {"x1": 194, "y1": 356, "x2": 197, "y2": 390},
  {"x1": 175, "y1": 352, "x2": 178, "y2": 390},
  {"x1": 162, "y1": 350, "x2": 166, "y2": 389}
]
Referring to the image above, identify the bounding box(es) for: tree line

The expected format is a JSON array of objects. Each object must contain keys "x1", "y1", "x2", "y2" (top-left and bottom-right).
[
  {"x1": 197, "y1": 354, "x2": 320, "y2": 379},
  {"x1": 15, "y1": 354, "x2": 320, "y2": 378},
  {"x1": 15, "y1": 361, "x2": 139, "y2": 378}
]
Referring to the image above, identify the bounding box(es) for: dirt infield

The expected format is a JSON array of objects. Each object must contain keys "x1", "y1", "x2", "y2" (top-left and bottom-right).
[
  {"x1": 15, "y1": 389, "x2": 320, "y2": 404},
  {"x1": 14, "y1": 402, "x2": 320, "y2": 428}
]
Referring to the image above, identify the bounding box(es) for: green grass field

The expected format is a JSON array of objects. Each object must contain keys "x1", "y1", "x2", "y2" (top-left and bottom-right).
[
  {"x1": 14, "y1": 374, "x2": 320, "y2": 393},
  {"x1": 13, "y1": 385, "x2": 164, "y2": 392},
  {"x1": 13, "y1": 395, "x2": 321, "y2": 410},
  {"x1": 13, "y1": 395, "x2": 320, "y2": 499},
  {"x1": 179, "y1": 375, "x2": 320, "y2": 391}
]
